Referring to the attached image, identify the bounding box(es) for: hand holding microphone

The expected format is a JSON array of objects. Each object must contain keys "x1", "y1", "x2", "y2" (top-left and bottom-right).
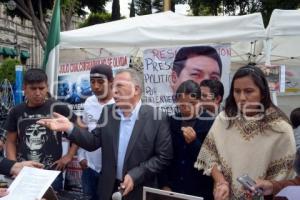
[
  {"x1": 112, "y1": 187, "x2": 124, "y2": 200},
  {"x1": 112, "y1": 174, "x2": 134, "y2": 200}
]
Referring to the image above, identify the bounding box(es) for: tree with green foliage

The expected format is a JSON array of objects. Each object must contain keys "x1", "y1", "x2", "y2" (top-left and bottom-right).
[
  {"x1": 111, "y1": 0, "x2": 121, "y2": 20},
  {"x1": 130, "y1": 0, "x2": 136, "y2": 17},
  {"x1": 0, "y1": 58, "x2": 20, "y2": 83},
  {"x1": 188, "y1": 0, "x2": 300, "y2": 25},
  {"x1": 222, "y1": 0, "x2": 262, "y2": 16},
  {"x1": 223, "y1": 0, "x2": 300, "y2": 25},
  {"x1": 188, "y1": 0, "x2": 223, "y2": 16},
  {"x1": 150, "y1": 0, "x2": 186, "y2": 13},
  {"x1": 131, "y1": 0, "x2": 299, "y2": 25},
  {"x1": 152, "y1": 0, "x2": 162, "y2": 12},
  {"x1": 260, "y1": 0, "x2": 300, "y2": 26},
  {"x1": 78, "y1": 12, "x2": 112, "y2": 28},
  {"x1": 135, "y1": 0, "x2": 152, "y2": 15},
  {"x1": 0, "y1": 0, "x2": 108, "y2": 49}
]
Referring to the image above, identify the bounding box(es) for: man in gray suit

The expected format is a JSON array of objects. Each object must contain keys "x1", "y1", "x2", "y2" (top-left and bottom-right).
[{"x1": 38, "y1": 69, "x2": 173, "y2": 200}]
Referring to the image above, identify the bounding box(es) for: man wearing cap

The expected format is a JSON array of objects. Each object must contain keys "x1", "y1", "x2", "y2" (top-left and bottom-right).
[
  {"x1": 78, "y1": 64, "x2": 115, "y2": 200},
  {"x1": 170, "y1": 46, "x2": 223, "y2": 94}
]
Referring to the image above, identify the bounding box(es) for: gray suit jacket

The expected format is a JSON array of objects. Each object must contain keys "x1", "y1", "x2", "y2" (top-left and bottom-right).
[{"x1": 68, "y1": 104, "x2": 173, "y2": 200}]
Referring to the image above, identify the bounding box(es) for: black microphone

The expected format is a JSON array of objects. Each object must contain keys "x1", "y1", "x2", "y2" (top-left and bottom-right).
[{"x1": 112, "y1": 187, "x2": 124, "y2": 200}]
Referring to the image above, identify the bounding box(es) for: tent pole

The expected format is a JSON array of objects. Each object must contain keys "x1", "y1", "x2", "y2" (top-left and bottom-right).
[
  {"x1": 265, "y1": 38, "x2": 278, "y2": 105},
  {"x1": 264, "y1": 38, "x2": 272, "y2": 66}
]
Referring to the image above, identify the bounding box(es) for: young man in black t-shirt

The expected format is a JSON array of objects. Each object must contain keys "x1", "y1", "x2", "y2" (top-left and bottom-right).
[{"x1": 4, "y1": 69, "x2": 77, "y2": 191}]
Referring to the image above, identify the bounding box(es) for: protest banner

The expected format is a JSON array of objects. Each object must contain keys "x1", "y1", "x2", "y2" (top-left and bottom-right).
[
  {"x1": 143, "y1": 44, "x2": 231, "y2": 114},
  {"x1": 57, "y1": 55, "x2": 129, "y2": 115},
  {"x1": 257, "y1": 64, "x2": 285, "y2": 92}
]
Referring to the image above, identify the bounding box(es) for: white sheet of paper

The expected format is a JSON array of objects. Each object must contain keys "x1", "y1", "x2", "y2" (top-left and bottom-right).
[
  {"x1": 0, "y1": 166, "x2": 60, "y2": 200},
  {"x1": 275, "y1": 186, "x2": 300, "y2": 200}
]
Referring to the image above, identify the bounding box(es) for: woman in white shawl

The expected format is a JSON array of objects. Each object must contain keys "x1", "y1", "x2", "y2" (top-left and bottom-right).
[{"x1": 195, "y1": 65, "x2": 296, "y2": 200}]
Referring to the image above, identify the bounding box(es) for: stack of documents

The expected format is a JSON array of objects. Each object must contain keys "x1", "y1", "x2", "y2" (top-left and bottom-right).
[{"x1": 0, "y1": 167, "x2": 60, "y2": 200}]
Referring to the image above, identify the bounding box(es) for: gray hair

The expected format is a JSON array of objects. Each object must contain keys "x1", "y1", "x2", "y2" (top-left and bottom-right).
[{"x1": 114, "y1": 68, "x2": 144, "y2": 94}]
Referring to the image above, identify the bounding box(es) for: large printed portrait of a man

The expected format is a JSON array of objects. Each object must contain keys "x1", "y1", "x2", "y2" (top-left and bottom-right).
[{"x1": 143, "y1": 44, "x2": 230, "y2": 114}]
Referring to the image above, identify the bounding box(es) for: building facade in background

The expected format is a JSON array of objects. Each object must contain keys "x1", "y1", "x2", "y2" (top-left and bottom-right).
[
  {"x1": 0, "y1": 4, "x2": 41, "y2": 68},
  {"x1": 0, "y1": 4, "x2": 82, "y2": 68}
]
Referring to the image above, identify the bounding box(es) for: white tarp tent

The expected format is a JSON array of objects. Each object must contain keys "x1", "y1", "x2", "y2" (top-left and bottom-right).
[
  {"x1": 60, "y1": 11, "x2": 266, "y2": 59},
  {"x1": 264, "y1": 9, "x2": 300, "y2": 115},
  {"x1": 58, "y1": 10, "x2": 300, "y2": 115},
  {"x1": 57, "y1": 11, "x2": 267, "y2": 115},
  {"x1": 59, "y1": 11, "x2": 267, "y2": 103},
  {"x1": 267, "y1": 9, "x2": 300, "y2": 37},
  {"x1": 264, "y1": 9, "x2": 300, "y2": 66}
]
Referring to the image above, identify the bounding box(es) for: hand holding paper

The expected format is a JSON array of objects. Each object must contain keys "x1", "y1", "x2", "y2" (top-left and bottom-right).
[
  {"x1": 0, "y1": 167, "x2": 60, "y2": 200},
  {"x1": 10, "y1": 161, "x2": 44, "y2": 177}
]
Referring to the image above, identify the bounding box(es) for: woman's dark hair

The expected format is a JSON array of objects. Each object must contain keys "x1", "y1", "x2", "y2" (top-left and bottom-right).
[
  {"x1": 175, "y1": 80, "x2": 201, "y2": 100},
  {"x1": 224, "y1": 65, "x2": 289, "y2": 129},
  {"x1": 290, "y1": 107, "x2": 300, "y2": 129}
]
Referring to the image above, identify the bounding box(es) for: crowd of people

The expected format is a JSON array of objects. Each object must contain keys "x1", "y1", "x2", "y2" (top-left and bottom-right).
[{"x1": 0, "y1": 46, "x2": 299, "y2": 200}]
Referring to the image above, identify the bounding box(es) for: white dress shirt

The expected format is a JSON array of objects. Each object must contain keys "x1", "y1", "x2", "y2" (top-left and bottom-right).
[
  {"x1": 116, "y1": 100, "x2": 142, "y2": 180},
  {"x1": 77, "y1": 95, "x2": 115, "y2": 172}
]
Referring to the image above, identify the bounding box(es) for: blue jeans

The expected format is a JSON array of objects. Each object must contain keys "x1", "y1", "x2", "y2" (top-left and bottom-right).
[
  {"x1": 52, "y1": 173, "x2": 64, "y2": 192},
  {"x1": 81, "y1": 167, "x2": 99, "y2": 200}
]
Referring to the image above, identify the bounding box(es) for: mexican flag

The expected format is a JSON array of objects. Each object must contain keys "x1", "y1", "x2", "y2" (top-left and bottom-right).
[{"x1": 42, "y1": 0, "x2": 60, "y2": 95}]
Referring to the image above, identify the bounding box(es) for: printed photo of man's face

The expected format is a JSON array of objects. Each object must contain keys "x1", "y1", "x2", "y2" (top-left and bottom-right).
[
  {"x1": 170, "y1": 46, "x2": 222, "y2": 94},
  {"x1": 171, "y1": 54, "x2": 221, "y2": 93}
]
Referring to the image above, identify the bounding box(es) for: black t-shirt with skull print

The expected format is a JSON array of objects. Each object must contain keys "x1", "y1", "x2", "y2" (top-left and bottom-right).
[{"x1": 4, "y1": 99, "x2": 76, "y2": 169}]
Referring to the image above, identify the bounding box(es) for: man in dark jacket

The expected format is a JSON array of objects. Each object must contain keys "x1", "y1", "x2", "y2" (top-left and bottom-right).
[{"x1": 37, "y1": 69, "x2": 173, "y2": 200}]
